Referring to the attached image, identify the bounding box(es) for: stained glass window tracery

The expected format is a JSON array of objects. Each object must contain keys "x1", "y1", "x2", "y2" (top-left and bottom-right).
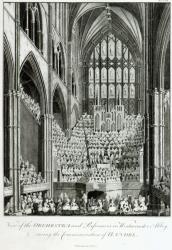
[{"x1": 88, "y1": 33, "x2": 136, "y2": 114}]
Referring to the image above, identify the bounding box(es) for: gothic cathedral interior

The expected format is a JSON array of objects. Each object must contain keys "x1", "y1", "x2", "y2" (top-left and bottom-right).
[{"x1": 3, "y1": 2, "x2": 170, "y2": 216}]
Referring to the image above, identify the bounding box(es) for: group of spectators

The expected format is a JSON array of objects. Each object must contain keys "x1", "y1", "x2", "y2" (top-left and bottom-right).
[
  {"x1": 20, "y1": 84, "x2": 41, "y2": 123},
  {"x1": 20, "y1": 157, "x2": 46, "y2": 185}
]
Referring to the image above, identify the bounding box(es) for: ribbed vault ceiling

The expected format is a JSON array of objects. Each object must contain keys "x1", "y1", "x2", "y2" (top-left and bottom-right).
[{"x1": 69, "y1": 3, "x2": 144, "y2": 63}]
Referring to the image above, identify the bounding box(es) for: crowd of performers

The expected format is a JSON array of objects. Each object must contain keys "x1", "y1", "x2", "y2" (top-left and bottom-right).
[
  {"x1": 4, "y1": 192, "x2": 148, "y2": 215},
  {"x1": 52, "y1": 113, "x2": 142, "y2": 184}
]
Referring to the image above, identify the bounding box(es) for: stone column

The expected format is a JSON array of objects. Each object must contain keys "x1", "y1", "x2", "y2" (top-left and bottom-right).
[
  {"x1": 159, "y1": 88, "x2": 165, "y2": 177},
  {"x1": 47, "y1": 3, "x2": 53, "y2": 197},
  {"x1": 143, "y1": 3, "x2": 150, "y2": 186},
  {"x1": 47, "y1": 114, "x2": 53, "y2": 197},
  {"x1": 78, "y1": 61, "x2": 85, "y2": 116},
  {"x1": 6, "y1": 89, "x2": 21, "y2": 212},
  {"x1": 12, "y1": 90, "x2": 21, "y2": 212},
  {"x1": 153, "y1": 88, "x2": 159, "y2": 183},
  {"x1": 40, "y1": 114, "x2": 48, "y2": 181},
  {"x1": 10, "y1": 3, "x2": 21, "y2": 213},
  {"x1": 139, "y1": 147, "x2": 144, "y2": 183},
  {"x1": 67, "y1": 41, "x2": 72, "y2": 129}
]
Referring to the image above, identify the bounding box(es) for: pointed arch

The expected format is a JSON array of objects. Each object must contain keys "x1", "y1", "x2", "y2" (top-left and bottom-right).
[
  {"x1": 52, "y1": 83, "x2": 67, "y2": 130},
  {"x1": 20, "y1": 51, "x2": 48, "y2": 115},
  {"x1": 3, "y1": 33, "x2": 14, "y2": 91},
  {"x1": 154, "y1": 4, "x2": 170, "y2": 89}
]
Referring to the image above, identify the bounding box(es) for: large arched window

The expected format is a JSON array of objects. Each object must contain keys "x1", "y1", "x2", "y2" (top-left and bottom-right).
[
  {"x1": 88, "y1": 33, "x2": 137, "y2": 114},
  {"x1": 20, "y1": 3, "x2": 43, "y2": 52}
]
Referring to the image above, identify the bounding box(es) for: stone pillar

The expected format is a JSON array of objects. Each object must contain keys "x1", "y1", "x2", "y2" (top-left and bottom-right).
[
  {"x1": 47, "y1": 3, "x2": 53, "y2": 197},
  {"x1": 139, "y1": 147, "x2": 144, "y2": 183},
  {"x1": 159, "y1": 88, "x2": 165, "y2": 177},
  {"x1": 10, "y1": 3, "x2": 21, "y2": 213},
  {"x1": 47, "y1": 114, "x2": 53, "y2": 197},
  {"x1": 12, "y1": 90, "x2": 21, "y2": 212},
  {"x1": 6, "y1": 89, "x2": 21, "y2": 212},
  {"x1": 153, "y1": 88, "x2": 159, "y2": 182},
  {"x1": 41, "y1": 114, "x2": 48, "y2": 181},
  {"x1": 67, "y1": 41, "x2": 72, "y2": 129},
  {"x1": 78, "y1": 61, "x2": 85, "y2": 116},
  {"x1": 143, "y1": 27, "x2": 150, "y2": 187}
]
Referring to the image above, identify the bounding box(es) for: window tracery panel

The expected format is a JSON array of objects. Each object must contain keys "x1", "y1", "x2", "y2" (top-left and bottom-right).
[
  {"x1": 116, "y1": 67, "x2": 122, "y2": 83},
  {"x1": 101, "y1": 84, "x2": 107, "y2": 98},
  {"x1": 123, "y1": 84, "x2": 128, "y2": 99},
  {"x1": 88, "y1": 33, "x2": 137, "y2": 114},
  {"x1": 95, "y1": 67, "x2": 100, "y2": 83},
  {"x1": 109, "y1": 84, "x2": 115, "y2": 98},
  {"x1": 101, "y1": 67, "x2": 107, "y2": 83},
  {"x1": 108, "y1": 67, "x2": 115, "y2": 82},
  {"x1": 130, "y1": 84, "x2": 135, "y2": 98},
  {"x1": 89, "y1": 84, "x2": 94, "y2": 98}
]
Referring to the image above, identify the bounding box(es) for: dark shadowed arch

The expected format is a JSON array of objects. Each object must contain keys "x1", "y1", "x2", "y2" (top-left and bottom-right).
[
  {"x1": 53, "y1": 83, "x2": 67, "y2": 130},
  {"x1": 3, "y1": 33, "x2": 14, "y2": 92},
  {"x1": 20, "y1": 51, "x2": 48, "y2": 115},
  {"x1": 154, "y1": 4, "x2": 170, "y2": 90}
]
